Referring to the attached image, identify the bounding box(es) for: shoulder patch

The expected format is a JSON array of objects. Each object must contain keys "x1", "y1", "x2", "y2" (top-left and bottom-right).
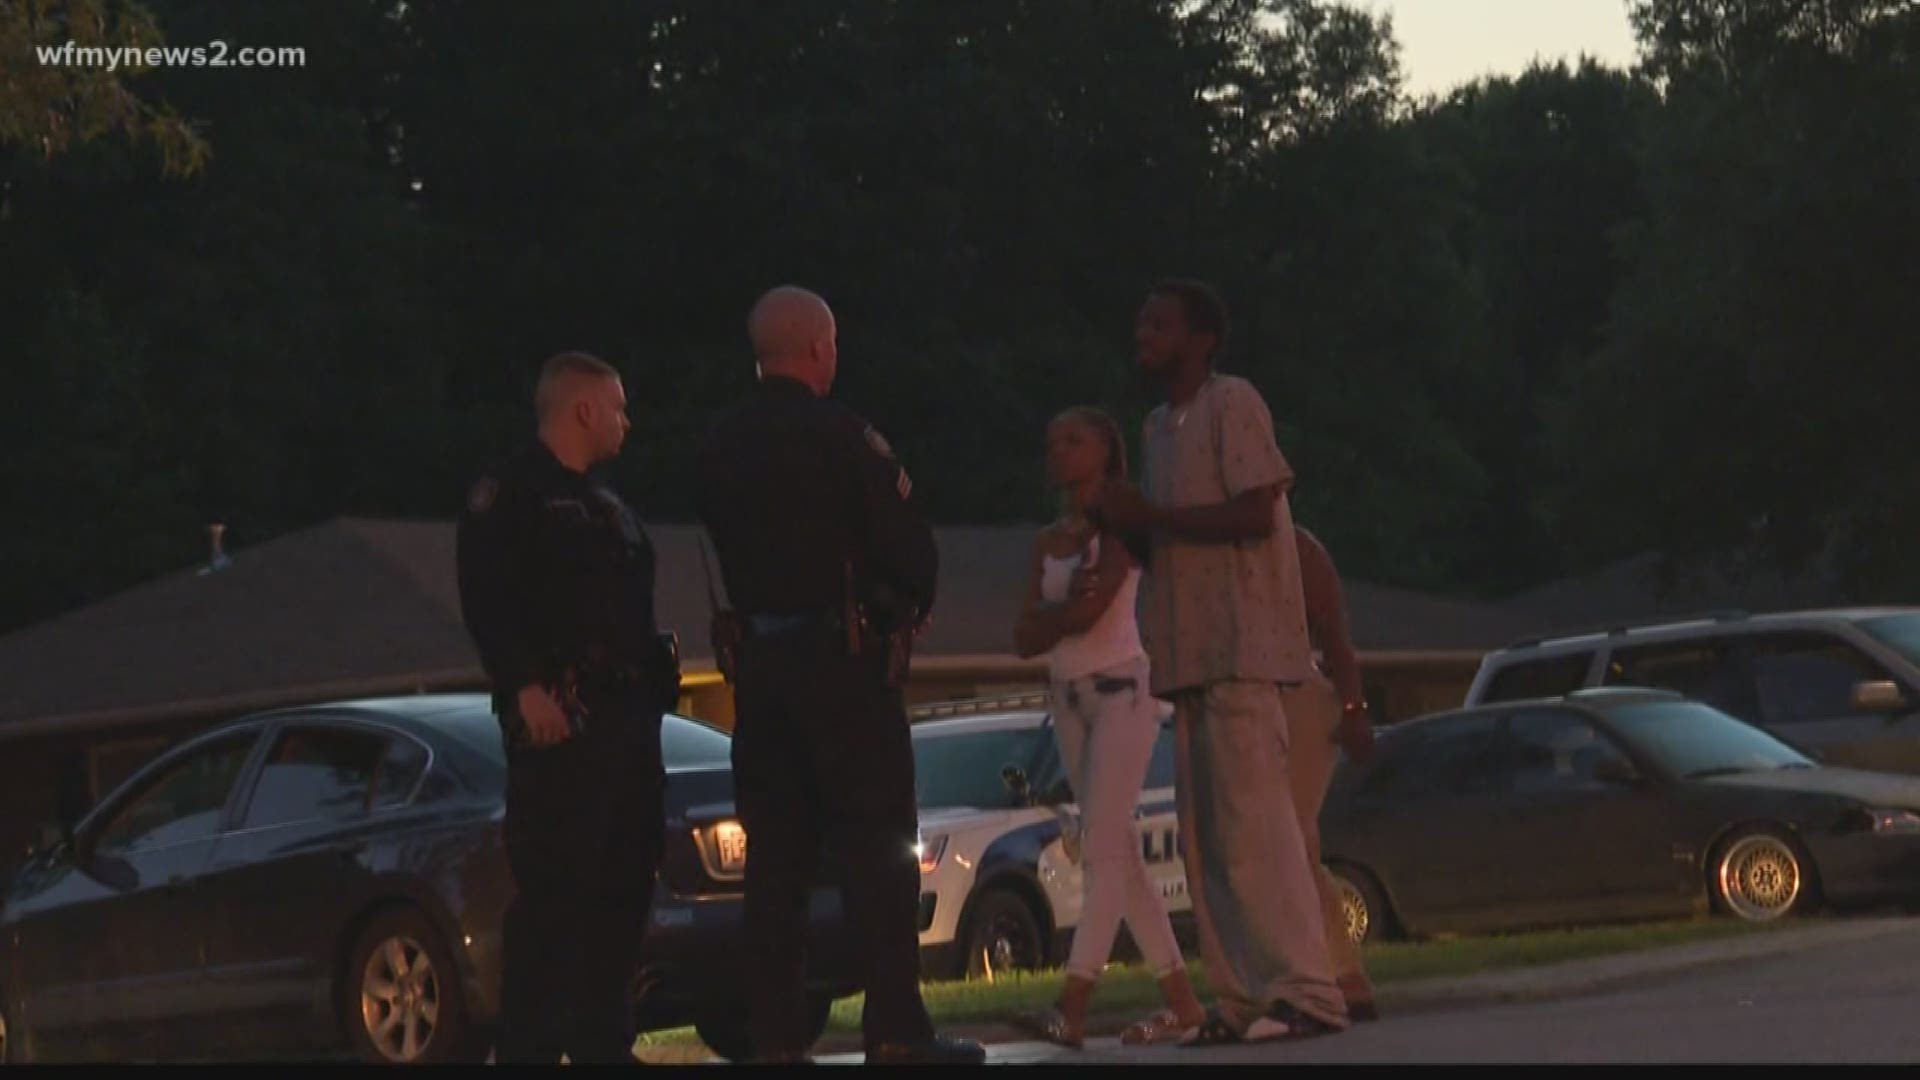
[
  {"x1": 467, "y1": 477, "x2": 498, "y2": 513},
  {"x1": 865, "y1": 425, "x2": 896, "y2": 460}
]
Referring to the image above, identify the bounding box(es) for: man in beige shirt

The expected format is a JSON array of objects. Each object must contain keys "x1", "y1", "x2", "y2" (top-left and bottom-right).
[{"x1": 1091, "y1": 279, "x2": 1349, "y2": 1044}]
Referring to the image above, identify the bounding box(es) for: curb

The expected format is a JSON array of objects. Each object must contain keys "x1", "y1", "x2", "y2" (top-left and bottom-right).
[{"x1": 1368, "y1": 916, "x2": 1913, "y2": 1015}]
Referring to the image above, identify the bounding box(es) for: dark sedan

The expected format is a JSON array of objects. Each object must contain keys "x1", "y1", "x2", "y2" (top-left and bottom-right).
[
  {"x1": 1322, "y1": 688, "x2": 1920, "y2": 944},
  {"x1": 0, "y1": 695, "x2": 855, "y2": 1064}
]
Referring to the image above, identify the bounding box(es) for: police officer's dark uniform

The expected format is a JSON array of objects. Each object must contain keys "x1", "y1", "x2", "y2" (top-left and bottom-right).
[
  {"x1": 456, "y1": 439, "x2": 680, "y2": 1064},
  {"x1": 697, "y1": 374, "x2": 983, "y2": 1064}
]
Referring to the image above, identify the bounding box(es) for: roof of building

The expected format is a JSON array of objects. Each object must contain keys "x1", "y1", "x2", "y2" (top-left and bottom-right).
[{"x1": 0, "y1": 517, "x2": 1542, "y2": 734}]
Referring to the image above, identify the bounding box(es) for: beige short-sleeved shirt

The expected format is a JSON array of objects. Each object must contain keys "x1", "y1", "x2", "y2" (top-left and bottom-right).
[{"x1": 1138, "y1": 373, "x2": 1315, "y2": 697}]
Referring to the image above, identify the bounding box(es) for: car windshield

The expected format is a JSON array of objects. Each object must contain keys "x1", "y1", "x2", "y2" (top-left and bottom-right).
[
  {"x1": 912, "y1": 724, "x2": 1050, "y2": 811},
  {"x1": 1603, "y1": 700, "x2": 1814, "y2": 778},
  {"x1": 1860, "y1": 614, "x2": 1920, "y2": 667}
]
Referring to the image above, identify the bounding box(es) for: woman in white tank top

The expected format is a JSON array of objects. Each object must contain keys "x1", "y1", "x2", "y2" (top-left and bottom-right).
[{"x1": 1007, "y1": 407, "x2": 1206, "y2": 1049}]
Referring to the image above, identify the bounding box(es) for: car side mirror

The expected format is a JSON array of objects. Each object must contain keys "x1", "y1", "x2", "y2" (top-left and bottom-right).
[
  {"x1": 35, "y1": 820, "x2": 71, "y2": 854},
  {"x1": 1851, "y1": 680, "x2": 1908, "y2": 714},
  {"x1": 1593, "y1": 758, "x2": 1643, "y2": 786},
  {"x1": 1001, "y1": 765, "x2": 1033, "y2": 807}
]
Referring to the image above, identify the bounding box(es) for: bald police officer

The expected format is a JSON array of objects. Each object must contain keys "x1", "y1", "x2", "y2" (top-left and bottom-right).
[
  {"x1": 456, "y1": 351, "x2": 680, "y2": 1064},
  {"x1": 696, "y1": 287, "x2": 985, "y2": 1065}
]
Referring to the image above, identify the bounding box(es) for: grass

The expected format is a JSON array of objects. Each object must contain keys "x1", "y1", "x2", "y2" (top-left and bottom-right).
[{"x1": 632, "y1": 915, "x2": 1795, "y2": 1053}]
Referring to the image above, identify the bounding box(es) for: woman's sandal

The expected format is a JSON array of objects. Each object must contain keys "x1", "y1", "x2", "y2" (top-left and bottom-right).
[
  {"x1": 1120, "y1": 1009, "x2": 1189, "y2": 1046},
  {"x1": 1176, "y1": 1008, "x2": 1244, "y2": 1049},
  {"x1": 1242, "y1": 1000, "x2": 1341, "y2": 1043},
  {"x1": 1010, "y1": 1006, "x2": 1085, "y2": 1050}
]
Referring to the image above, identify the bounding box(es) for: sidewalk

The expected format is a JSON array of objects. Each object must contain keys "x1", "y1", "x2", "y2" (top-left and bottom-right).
[{"x1": 792, "y1": 916, "x2": 1917, "y2": 1064}]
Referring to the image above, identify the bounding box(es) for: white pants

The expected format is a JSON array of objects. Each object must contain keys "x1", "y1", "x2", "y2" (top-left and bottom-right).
[{"x1": 1050, "y1": 655, "x2": 1185, "y2": 981}]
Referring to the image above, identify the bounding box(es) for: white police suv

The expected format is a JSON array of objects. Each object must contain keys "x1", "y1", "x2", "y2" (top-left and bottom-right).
[{"x1": 908, "y1": 694, "x2": 1191, "y2": 981}]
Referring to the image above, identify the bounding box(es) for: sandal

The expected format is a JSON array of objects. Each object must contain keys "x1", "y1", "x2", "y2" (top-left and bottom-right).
[
  {"x1": 1176, "y1": 1008, "x2": 1243, "y2": 1049},
  {"x1": 1242, "y1": 1000, "x2": 1341, "y2": 1044},
  {"x1": 1010, "y1": 1006, "x2": 1084, "y2": 1050},
  {"x1": 1120, "y1": 1009, "x2": 1188, "y2": 1046}
]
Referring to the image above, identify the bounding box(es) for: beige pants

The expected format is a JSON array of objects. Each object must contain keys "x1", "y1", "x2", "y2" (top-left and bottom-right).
[
  {"x1": 1173, "y1": 681, "x2": 1348, "y2": 1031},
  {"x1": 1282, "y1": 676, "x2": 1375, "y2": 1001}
]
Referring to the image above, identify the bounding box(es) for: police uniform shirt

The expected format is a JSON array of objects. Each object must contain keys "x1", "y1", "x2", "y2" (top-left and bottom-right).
[
  {"x1": 456, "y1": 441, "x2": 663, "y2": 693},
  {"x1": 695, "y1": 374, "x2": 935, "y2": 619}
]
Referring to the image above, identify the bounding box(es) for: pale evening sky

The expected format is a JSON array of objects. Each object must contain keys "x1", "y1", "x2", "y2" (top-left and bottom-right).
[{"x1": 1363, "y1": 0, "x2": 1642, "y2": 97}]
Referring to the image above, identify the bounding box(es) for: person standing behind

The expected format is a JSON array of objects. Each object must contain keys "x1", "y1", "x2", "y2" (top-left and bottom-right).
[
  {"x1": 1006, "y1": 406, "x2": 1209, "y2": 1049},
  {"x1": 455, "y1": 351, "x2": 681, "y2": 1064},
  {"x1": 1090, "y1": 279, "x2": 1349, "y2": 1046},
  {"x1": 695, "y1": 286, "x2": 986, "y2": 1066},
  {"x1": 1289, "y1": 525, "x2": 1381, "y2": 1021}
]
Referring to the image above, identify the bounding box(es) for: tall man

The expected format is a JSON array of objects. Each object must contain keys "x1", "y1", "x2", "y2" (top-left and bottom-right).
[
  {"x1": 456, "y1": 351, "x2": 681, "y2": 1064},
  {"x1": 696, "y1": 286, "x2": 985, "y2": 1065},
  {"x1": 1092, "y1": 279, "x2": 1350, "y2": 1045}
]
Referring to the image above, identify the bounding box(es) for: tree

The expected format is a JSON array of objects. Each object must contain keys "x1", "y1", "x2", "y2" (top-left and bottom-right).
[
  {"x1": 1558, "y1": 0, "x2": 1920, "y2": 596},
  {"x1": 1411, "y1": 60, "x2": 1660, "y2": 592},
  {"x1": 0, "y1": 0, "x2": 440, "y2": 631},
  {"x1": 0, "y1": 0, "x2": 207, "y2": 173}
]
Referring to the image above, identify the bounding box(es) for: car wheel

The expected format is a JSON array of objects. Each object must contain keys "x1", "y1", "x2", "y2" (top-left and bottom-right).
[
  {"x1": 696, "y1": 994, "x2": 831, "y2": 1063},
  {"x1": 342, "y1": 908, "x2": 478, "y2": 1064},
  {"x1": 963, "y1": 888, "x2": 1046, "y2": 981},
  {"x1": 1712, "y1": 827, "x2": 1816, "y2": 923},
  {"x1": 1329, "y1": 863, "x2": 1392, "y2": 945}
]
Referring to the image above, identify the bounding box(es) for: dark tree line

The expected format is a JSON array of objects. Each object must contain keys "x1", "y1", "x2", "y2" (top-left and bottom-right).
[{"x1": 3, "y1": 0, "x2": 1916, "y2": 635}]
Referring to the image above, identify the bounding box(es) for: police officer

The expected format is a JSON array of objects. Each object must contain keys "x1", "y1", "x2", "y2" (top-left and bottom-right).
[
  {"x1": 697, "y1": 287, "x2": 985, "y2": 1065},
  {"x1": 456, "y1": 351, "x2": 681, "y2": 1065}
]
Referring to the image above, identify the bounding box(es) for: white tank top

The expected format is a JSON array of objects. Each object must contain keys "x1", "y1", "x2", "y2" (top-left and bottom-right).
[{"x1": 1038, "y1": 534, "x2": 1145, "y2": 681}]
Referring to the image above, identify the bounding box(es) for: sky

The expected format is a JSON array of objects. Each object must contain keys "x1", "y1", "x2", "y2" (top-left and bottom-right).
[{"x1": 1362, "y1": 0, "x2": 1642, "y2": 98}]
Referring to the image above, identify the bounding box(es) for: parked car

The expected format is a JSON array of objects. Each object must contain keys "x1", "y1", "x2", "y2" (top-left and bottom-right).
[
  {"x1": 1465, "y1": 608, "x2": 1920, "y2": 775},
  {"x1": 0, "y1": 695, "x2": 856, "y2": 1064},
  {"x1": 1321, "y1": 688, "x2": 1920, "y2": 945},
  {"x1": 907, "y1": 696, "x2": 1190, "y2": 980}
]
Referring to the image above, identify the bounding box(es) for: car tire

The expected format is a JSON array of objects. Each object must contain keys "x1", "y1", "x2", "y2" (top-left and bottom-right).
[
  {"x1": 1711, "y1": 826, "x2": 1818, "y2": 923},
  {"x1": 1328, "y1": 863, "x2": 1393, "y2": 945},
  {"x1": 962, "y1": 888, "x2": 1047, "y2": 981},
  {"x1": 341, "y1": 907, "x2": 480, "y2": 1064},
  {"x1": 696, "y1": 994, "x2": 831, "y2": 1063}
]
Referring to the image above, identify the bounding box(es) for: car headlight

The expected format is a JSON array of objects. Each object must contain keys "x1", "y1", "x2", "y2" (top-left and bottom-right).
[
  {"x1": 915, "y1": 834, "x2": 947, "y2": 874},
  {"x1": 1866, "y1": 809, "x2": 1920, "y2": 835},
  {"x1": 694, "y1": 819, "x2": 748, "y2": 881}
]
